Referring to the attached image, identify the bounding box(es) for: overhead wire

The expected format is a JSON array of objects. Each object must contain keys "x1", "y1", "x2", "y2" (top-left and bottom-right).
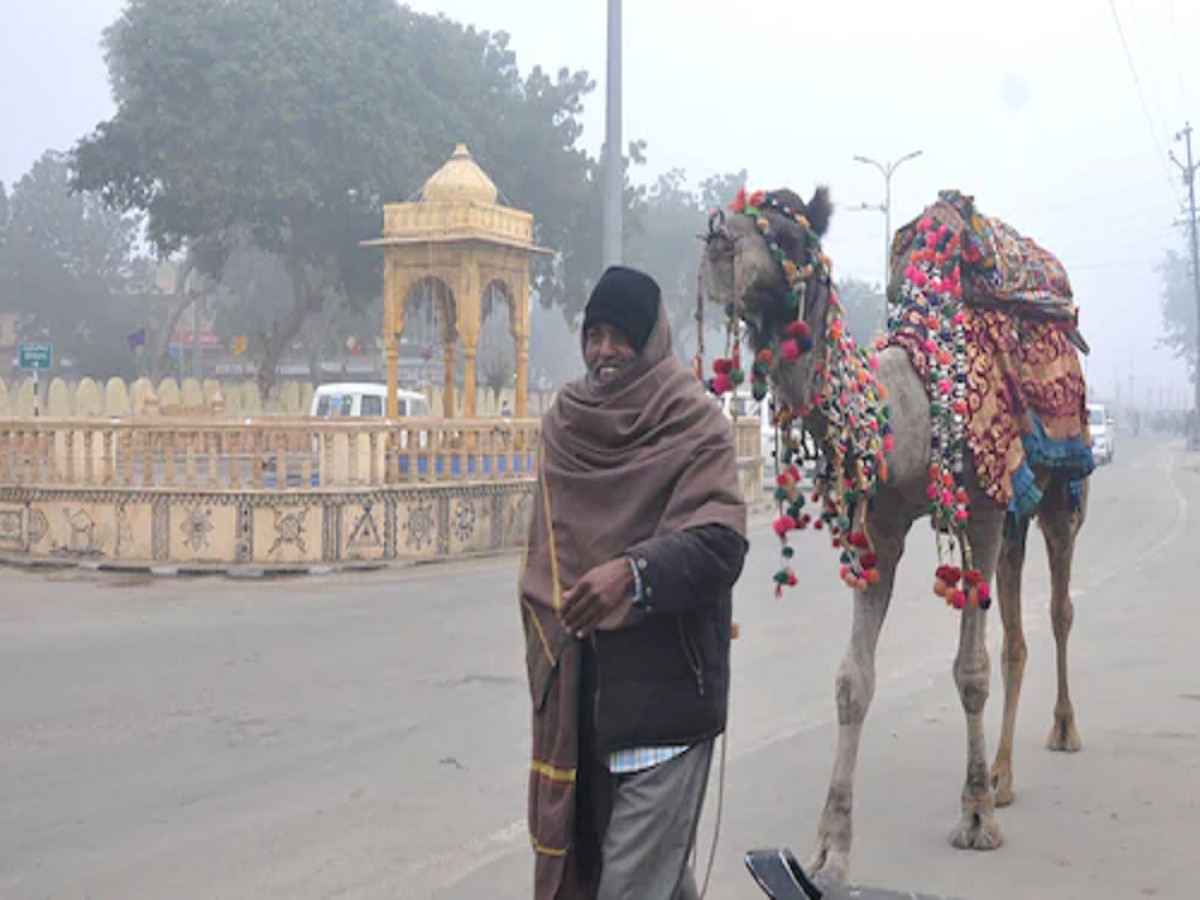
[
  {"x1": 1167, "y1": 1, "x2": 1195, "y2": 115},
  {"x1": 1108, "y1": 0, "x2": 1179, "y2": 193},
  {"x1": 1128, "y1": 0, "x2": 1174, "y2": 141}
]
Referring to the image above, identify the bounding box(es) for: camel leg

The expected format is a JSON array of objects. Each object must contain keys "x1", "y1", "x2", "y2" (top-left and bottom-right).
[
  {"x1": 1041, "y1": 480, "x2": 1085, "y2": 753},
  {"x1": 808, "y1": 523, "x2": 907, "y2": 885},
  {"x1": 949, "y1": 510, "x2": 1004, "y2": 851},
  {"x1": 990, "y1": 516, "x2": 1030, "y2": 808}
]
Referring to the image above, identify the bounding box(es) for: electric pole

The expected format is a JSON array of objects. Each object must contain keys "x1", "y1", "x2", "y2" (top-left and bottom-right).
[
  {"x1": 602, "y1": 0, "x2": 623, "y2": 269},
  {"x1": 1170, "y1": 122, "x2": 1200, "y2": 413}
]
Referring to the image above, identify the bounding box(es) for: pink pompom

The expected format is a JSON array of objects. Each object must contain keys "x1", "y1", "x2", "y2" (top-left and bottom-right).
[
  {"x1": 773, "y1": 515, "x2": 797, "y2": 537},
  {"x1": 938, "y1": 379, "x2": 953, "y2": 395},
  {"x1": 926, "y1": 484, "x2": 939, "y2": 500},
  {"x1": 869, "y1": 354, "x2": 880, "y2": 371},
  {"x1": 781, "y1": 340, "x2": 800, "y2": 362},
  {"x1": 883, "y1": 434, "x2": 895, "y2": 452},
  {"x1": 712, "y1": 373, "x2": 733, "y2": 394}
]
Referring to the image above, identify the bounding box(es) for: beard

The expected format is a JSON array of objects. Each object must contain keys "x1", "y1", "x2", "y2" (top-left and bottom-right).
[{"x1": 587, "y1": 355, "x2": 637, "y2": 388}]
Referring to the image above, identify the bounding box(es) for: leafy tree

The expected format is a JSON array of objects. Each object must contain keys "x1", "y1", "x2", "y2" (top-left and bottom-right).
[
  {"x1": 0, "y1": 181, "x2": 9, "y2": 256},
  {"x1": 0, "y1": 151, "x2": 144, "y2": 376},
  {"x1": 836, "y1": 276, "x2": 887, "y2": 347},
  {"x1": 623, "y1": 168, "x2": 746, "y2": 362},
  {"x1": 72, "y1": 0, "x2": 603, "y2": 389},
  {"x1": 1158, "y1": 248, "x2": 1197, "y2": 386}
]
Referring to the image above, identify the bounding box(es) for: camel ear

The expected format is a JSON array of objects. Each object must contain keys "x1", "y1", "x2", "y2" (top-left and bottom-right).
[{"x1": 806, "y1": 186, "x2": 833, "y2": 236}]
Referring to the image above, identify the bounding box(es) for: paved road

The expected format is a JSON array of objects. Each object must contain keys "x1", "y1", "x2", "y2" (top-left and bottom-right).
[{"x1": 1, "y1": 439, "x2": 1198, "y2": 899}]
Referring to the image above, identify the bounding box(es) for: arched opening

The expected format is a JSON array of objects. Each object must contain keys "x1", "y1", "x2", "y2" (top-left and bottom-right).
[
  {"x1": 403, "y1": 277, "x2": 459, "y2": 416},
  {"x1": 478, "y1": 280, "x2": 516, "y2": 414}
]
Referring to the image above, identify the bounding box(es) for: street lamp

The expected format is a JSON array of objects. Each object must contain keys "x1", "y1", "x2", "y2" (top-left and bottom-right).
[
  {"x1": 854, "y1": 149, "x2": 923, "y2": 288},
  {"x1": 602, "y1": 0, "x2": 623, "y2": 269}
]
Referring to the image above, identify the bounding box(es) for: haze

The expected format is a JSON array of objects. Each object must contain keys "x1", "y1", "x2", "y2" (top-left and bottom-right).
[{"x1": 2, "y1": 0, "x2": 1196, "y2": 402}]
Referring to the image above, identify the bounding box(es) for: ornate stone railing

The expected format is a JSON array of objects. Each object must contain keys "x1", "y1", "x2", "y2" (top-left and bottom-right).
[
  {"x1": 0, "y1": 417, "x2": 762, "y2": 572},
  {"x1": 0, "y1": 417, "x2": 540, "y2": 490}
]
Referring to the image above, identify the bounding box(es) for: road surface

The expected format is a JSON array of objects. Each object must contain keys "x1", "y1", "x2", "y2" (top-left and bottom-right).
[{"x1": 1, "y1": 438, "x2": 1197, "y2": 899}]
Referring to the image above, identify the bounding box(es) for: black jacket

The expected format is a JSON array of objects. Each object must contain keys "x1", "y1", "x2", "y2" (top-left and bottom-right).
[{"x1": 580, "y1": 523, "x2": 748, "y2": 756}]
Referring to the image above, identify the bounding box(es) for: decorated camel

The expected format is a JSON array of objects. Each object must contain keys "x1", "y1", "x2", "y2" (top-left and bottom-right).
[{"x1": 697, "y1": 187, "x2": 1094, "y2": 884}]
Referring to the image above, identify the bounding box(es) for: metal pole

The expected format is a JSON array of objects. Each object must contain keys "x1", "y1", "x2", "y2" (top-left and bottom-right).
[
  {"x1": 602, "y1": 0, "x2": 623, "y2": 269},
  {"x1": 854, "y1": 150, "x2": 921, "y2": 295},
  {"x1": 883, "y1": 173, "x2": 892, "y2": 298},
  {"x1": 193, "y1": 293, "x2": 202, "y2": 381},
  {"x1": 1185, "y1": 125, "x2": 1200, "y2": 412}
]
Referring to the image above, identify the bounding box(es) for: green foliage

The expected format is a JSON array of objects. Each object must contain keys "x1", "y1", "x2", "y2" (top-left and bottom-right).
[
  {"x1": 835, "y1": 276, "x2": 887, "y2": 347},
  {"x1": 1158, "y1": 248, "x2": 1197, "y2": 381},
  {"x1": 71, "y1": 0, "x2": 604, "y2": 386},
  {"x1": 0, "y1": 151, "x2": 145, "y2": 376},
  {"x1": 623, "y1": 168, "x2": 746, "y2": 357}
]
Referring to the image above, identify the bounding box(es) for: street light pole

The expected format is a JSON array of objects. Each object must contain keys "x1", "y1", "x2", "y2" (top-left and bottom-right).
[
  {"x1": 602, "y1": 0, "x2": 623, "y2": 269},
  {"x1": 854, "y1": 149, "x2": 923, "y2": 289}
]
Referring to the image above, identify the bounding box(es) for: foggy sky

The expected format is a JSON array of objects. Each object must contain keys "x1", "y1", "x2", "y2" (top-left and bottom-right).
[{"x1": 2, "y1": 0, "x2": 1197, "y2": 403}]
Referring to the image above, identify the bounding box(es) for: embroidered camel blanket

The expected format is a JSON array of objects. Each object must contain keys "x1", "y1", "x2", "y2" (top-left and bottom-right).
[{"x1": 886, "y1": 190, "x2": 1094, "y2": 517}]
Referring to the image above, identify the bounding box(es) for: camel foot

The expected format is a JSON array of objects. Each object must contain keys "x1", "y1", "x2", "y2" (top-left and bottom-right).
[
  {"x1": 990, "y1": 767, "x2": 1015, "y2": 808},
  {"x1": 806, "y1": 837, "x2": 850, "y2": 887},
  {"x1": 1046, "y1": 718, "x2": 1082, "y2": 753},
  {"x1": 948, "y1": 810, "x2": 1004, "y2": 851}
]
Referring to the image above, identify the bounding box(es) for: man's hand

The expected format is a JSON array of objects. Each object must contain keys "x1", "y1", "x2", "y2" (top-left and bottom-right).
[{"x1": 560, "y1": 558, "x2": 636, "y2": 638}]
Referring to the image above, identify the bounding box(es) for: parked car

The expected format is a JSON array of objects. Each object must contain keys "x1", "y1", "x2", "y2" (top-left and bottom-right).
[{"x1": 1088, "y1": 402, "x2": 1114, "y2": 464}]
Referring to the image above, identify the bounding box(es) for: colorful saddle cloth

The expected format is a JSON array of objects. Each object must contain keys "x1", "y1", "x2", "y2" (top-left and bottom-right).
[{"x1": 886, "y1": 190, "x2": 1094, "y2": 521}]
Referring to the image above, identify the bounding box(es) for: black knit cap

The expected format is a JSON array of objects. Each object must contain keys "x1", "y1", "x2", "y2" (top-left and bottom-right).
[{"x1": 582, "y1": 266, "x2": 661, "y2": 353}]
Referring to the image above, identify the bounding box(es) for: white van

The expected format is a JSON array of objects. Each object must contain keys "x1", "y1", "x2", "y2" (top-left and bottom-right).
[
  {"x1": 310, "y1": 382, "x2": 433, "y2": 455},
  {"x1": 1088, "y1": 402, "x2": 1114, "y2": 464},
  {"x1": 310, "y1": 382, "x2": 433, "y2": 419}
]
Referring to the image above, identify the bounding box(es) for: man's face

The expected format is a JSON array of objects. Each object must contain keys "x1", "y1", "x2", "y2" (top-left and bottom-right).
[{"x1": 584, "y1": 321, "x2": 637, "y2": 386}]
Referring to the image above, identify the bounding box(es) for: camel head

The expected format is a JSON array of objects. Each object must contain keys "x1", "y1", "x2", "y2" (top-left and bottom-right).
[{"x1": 698, "y1": 186, "x2": 834, "y2": 415}]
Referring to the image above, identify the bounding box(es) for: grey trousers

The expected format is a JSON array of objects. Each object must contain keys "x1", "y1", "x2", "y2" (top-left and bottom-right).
[{"x1": 588, "y1": 740, "x2": 716, "y2": 900}]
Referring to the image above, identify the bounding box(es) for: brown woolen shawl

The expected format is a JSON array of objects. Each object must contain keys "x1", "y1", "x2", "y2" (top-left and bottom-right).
[{"x1": 518, "y1": 304, "x2": 747, "y2": 899}]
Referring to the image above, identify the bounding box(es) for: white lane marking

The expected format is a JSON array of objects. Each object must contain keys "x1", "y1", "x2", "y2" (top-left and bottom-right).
[{"x1": 1135, "y1": 451, "x2": 1189, "y2": 563}]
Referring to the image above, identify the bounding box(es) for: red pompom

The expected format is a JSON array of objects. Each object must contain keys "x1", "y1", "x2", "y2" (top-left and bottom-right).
[{"x1": 787, "y1": 321, "x2": 813, "y2": 341}]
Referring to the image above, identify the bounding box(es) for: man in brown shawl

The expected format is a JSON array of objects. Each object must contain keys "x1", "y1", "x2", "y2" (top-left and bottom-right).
[{"x1": 520, "y1": 266, "x2": 749, "y2": 899}]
